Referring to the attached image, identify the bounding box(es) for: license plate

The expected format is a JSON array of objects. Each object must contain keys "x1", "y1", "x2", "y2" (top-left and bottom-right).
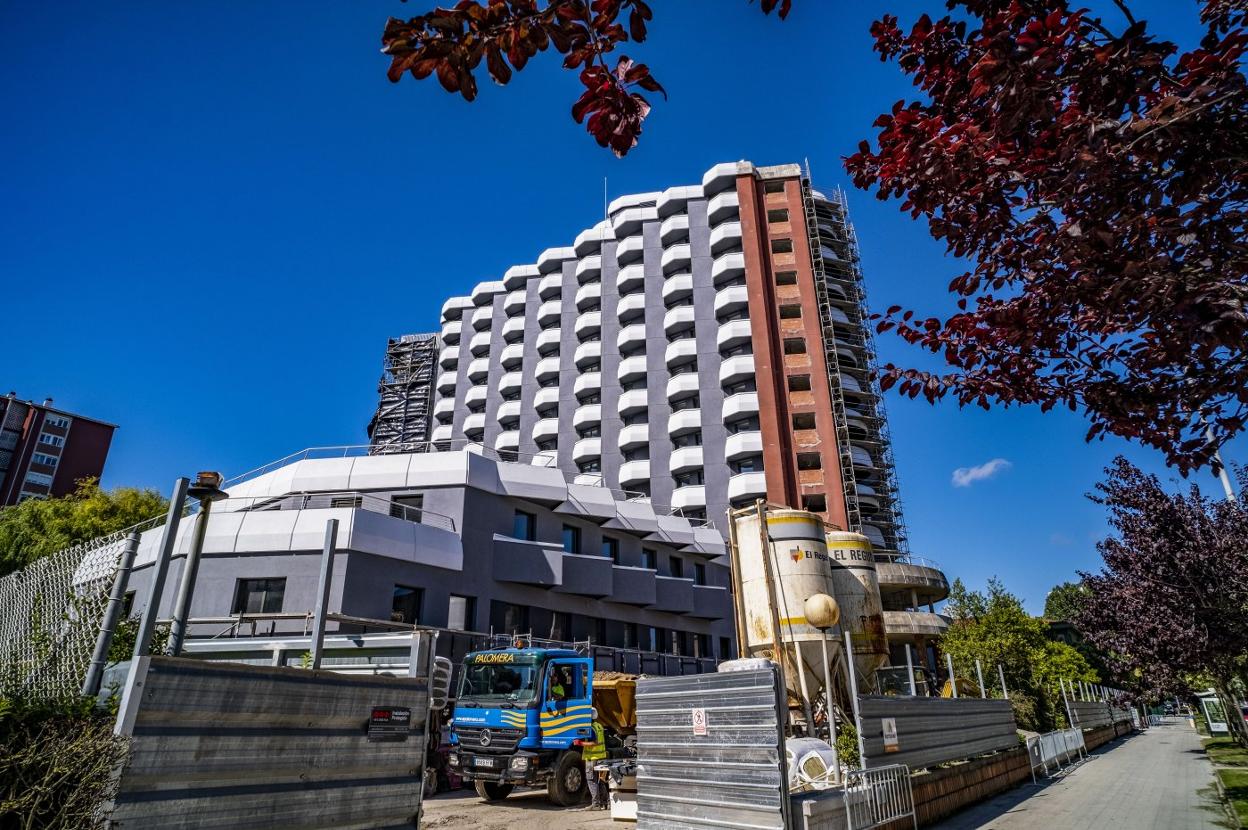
[{"x1": 475, "y1": 757, "x2": 496, "y2": 768}]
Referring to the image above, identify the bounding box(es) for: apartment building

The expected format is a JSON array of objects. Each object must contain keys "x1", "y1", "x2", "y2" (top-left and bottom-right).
[{"x1": 0, "y1": 394, "x2": 117, "y2": 506}]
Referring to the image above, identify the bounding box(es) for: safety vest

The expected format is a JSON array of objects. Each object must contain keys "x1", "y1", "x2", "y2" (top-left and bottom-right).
[{"x1": 581, "y1": 722, "x2": 607, "y2": 761}]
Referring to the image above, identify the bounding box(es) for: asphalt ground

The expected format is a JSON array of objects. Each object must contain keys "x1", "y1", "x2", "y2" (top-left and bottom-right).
[{"x1": 421, "y1": 788, "x2": 615, "y2": 830}]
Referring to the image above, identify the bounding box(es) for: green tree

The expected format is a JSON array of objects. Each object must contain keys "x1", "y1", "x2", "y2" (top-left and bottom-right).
[
  {"x1": 0, "y1": 479, "x2": 167, "y2": 577},
  {"x1": 1043, "y1": 581, "x2": 1088, "y2": 621},
  {"x1": 941, "y1": 578, "x2": 1098, "y2": 731}
]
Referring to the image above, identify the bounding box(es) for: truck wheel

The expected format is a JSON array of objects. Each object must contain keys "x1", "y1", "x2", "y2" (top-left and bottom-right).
[
  {"x1": 474, "y1": 780, "x2": 513, "y2": 801},
  {"x1": 546, "y1": 751, "x2": 585, "y2": 807}
]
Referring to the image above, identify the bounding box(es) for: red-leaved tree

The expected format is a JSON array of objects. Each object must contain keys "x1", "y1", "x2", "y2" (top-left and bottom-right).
[{"x1": 1078, "y1": 457, "x2": 1248, "y2": 744}]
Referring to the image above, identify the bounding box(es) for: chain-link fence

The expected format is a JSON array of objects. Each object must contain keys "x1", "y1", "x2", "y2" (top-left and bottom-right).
[{"x1": 0, "y1": 517, "x2": 162, "y2": 702}]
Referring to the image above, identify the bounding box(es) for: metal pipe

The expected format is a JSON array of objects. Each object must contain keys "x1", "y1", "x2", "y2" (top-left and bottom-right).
[
  {"x1": 904, "y1": 643, "x2": 917, "y2": 697},
  {"x1": 133, "y1": 478, "x2": 189, "y2": 658},
  {"x1": 167, "y1": 500, "x2": 215, "y2": 655},
  {"x1": 976, "y1": 659, "x2": 987, "y2": 698},
  {"x1": 843, "y1": 630, "x2": 866, "y2": 766},
  {"x1": 309, "y1": 519, "x2": 340, "y2": 670},
  {"x1": 1208, "y1": 424, "x2": 1238, "y2": 502},
  {"x1": 946, "y1": 653, "x2": 958, "y2": 698},
  {"x1": 755, "y1": 501, "x2": 798, "y2": 733},
  {"x1": 791, "y1": 640, "x2": 815, "y2": 736},
  {"x1": 998, "y1": 663, "x2": 1009, "y2": 700},
  {"x1": 818, "y1": 629, "x2": 841, "y2": 782},
  {"x1": 1061, "y1": 679, "x2": 1076, "y2": 728},
  {"x1": 81, "y1": 531, "x2": 142, "y2": 697},
  {"x1": 725, "y1": 506, "x2": 748, "y2": 659}
]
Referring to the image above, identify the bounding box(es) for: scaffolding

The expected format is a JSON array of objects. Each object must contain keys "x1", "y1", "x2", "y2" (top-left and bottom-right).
[{"x1": 367, "y1": 333, "x2": 438, "y2": 453}]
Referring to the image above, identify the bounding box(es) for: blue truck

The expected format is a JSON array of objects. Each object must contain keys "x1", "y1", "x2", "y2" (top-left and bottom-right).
[{"x1": 446, "y1": 647, "x2": 633, "y2": 806}]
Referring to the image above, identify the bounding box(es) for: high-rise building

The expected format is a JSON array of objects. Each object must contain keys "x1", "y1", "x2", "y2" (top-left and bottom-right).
[{"x1": 0, "y1": 394, "x2": 117, "y2": 505}]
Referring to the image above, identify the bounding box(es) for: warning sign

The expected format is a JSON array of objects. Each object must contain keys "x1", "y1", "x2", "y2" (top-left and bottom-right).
[
  {"x1": 882, "y1": 717, "x2": 899, "y2": 753},
  {"x1": 691, "y1": 707, "x2": 708, "y2": 736}
]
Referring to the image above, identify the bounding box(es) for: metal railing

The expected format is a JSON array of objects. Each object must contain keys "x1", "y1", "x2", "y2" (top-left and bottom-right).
[
  {"x1": 1026, "y1": 728, "x2": 1086, "y2": 782},
  {"x1": 842, "y1": 763, "x2": 917, "y2": 830},
  {"x1": 215, "y1": 490, "x2": 457, "y2": 532}
]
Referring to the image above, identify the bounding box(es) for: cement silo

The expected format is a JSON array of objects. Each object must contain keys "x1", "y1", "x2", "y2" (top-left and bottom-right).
[{"x1": 826, "y1": 530, "x2": 888, "y2": 680}]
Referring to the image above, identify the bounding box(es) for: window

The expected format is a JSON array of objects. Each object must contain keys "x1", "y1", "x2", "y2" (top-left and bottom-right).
[
  {"x1": 37, "y1": 434, "x2": 64, "y2": 448},
  {"x1": 44, "y1": 415, "x2": 69, "y2": 429},
  {"x1": 539, "y1": 376, "x2": 560, "y2": 388},
  {"x1": 549, "y1": 611, "x2": 571, "y2": 641},
  {"x1": 644, "y1": 626, "x2": 659, "y2": 653},
  {"x1": 779, "y1": 304, "x2": 803, "y2": 319},
  {"x1": 669, "y1": 557, "x2": 684, "y2": 579},
  {"x1": 330, "y1": 495, "x2": 362, "y2": 509},
  {"x1": 232, "y1": 578, "x2": 285, "y2": 614},
  {"x1": 491, "y1": 600, "x2": 530, "y2": 634},
  {"x1": 641, "y1": 548, "x2": 657, "y2": 570},
  {"x1": 784, "y1": 338, "x2": 807, "y2": 355},
  {"x1": 536, "y1": 439, "x2": 557, "y2": 451},
  {"x1": 23, "y1": 471, "x2": 53, "y2": 487},
  {"x1": 623, "y1": 622, "x2": 639, "y2": 649},
  {"x1": 448, "y1": 594, "x2": 476, "y2": 631},
  {"x1": 674, "y1": 469, "x2": 705, "y2": 487},
  {"x1": 622, "y1": 411, "x2": 648, "y2": 426},
  {"x1": 578, "y1": 392, "x2": 602, "y2": 405},
  {"x1": 723, "y1": 379, "x2": 757, "y2": 395},
  {"x1": 671, "y1": 396, "x2": 700, "y2": 412},
  {"x1": 767, "y1": 208, "x2": 789, "y2": 223},
  {"x1": 513, "y1": 510, "x2": 537, "y2": 541},
  {"x1": 694, "y1": 562, "x2": 707, "y2": 585},
  {"x1": 719, "y1": 636, "x2": 733, "y2": 660},
  {"x1": 390, "y1": 494, "x2": 423, "y2": 520},
  {"x1": 802, "y1": 494, "x2": 828, "y2": 513},
  {"x1": 726, "y1": 416, "x2": 761, "y2": 434},
  {"x1": 31, "y1": 452, "x2": 58, "y2": 467},
  {"x1": 602, "y1": 537, "x2": 620, "y2": 562},
  {"x1": 622, "y1": 446, "x2": 649, "y2": 462},
  {"x1": 797, "y1": 452, "x2": 823, "y2": 470},
  {"x1": 763, "y1": 180, "x2": 786, "y2": 194},
  {"x1": 771, "y1": 238, "x2": 794, "y2": 254},
  {"x1": 577, "y1": 425, "x2": 601, "y2": 438},
  {"x1": 670, "y1": 360, "x2": 698, "y2": 375},
  {"x1": 697, "y1": 633, "x2": 712, "y2": 659},
  {"x1": 775, "y1": 270, "x2": 798, "y2": 285},
  {"x1": 577, "y1": 459, "x2": 601, "y2": 473},
  {"x1": 672, "y1": 430, "x2": 702, "y2": 448},
  {"x1": 720, "y1": 343, "x2": 752, "y2": 358},
  {"x1": 731, "y1": 457, "x2": 763, "y2": 474},
  {"x1": 581, "y1": 361, "x2": 602, "y2": 372},
  {"x1": 792, "y1": 412, "x2": 816, "y2": 430},
  {"x1": 788, "y1": 374, "x2": 812, "y2": 392},
  {"x1": 392, "y1": 585, "x2": 424, "y2": 624},
  {"x1": 501, "y1": 390, "x2": 521, "y2": 402},
  {"x1": 562, "y1": 524, "x2": 582, "y2": 553},
  {"x1": 621, "y1": 377, "x2": 647, "y2": 392}
]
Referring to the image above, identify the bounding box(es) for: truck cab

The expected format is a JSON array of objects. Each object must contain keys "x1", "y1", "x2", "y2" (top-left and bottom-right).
[{"x1": 447, "y1": 648, "x2": 597, "y2": 805}]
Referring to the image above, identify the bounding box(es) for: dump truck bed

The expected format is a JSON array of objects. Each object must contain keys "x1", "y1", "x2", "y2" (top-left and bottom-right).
[{"x1": 592, "y1": 671, "x2": 637, "y2": 735}]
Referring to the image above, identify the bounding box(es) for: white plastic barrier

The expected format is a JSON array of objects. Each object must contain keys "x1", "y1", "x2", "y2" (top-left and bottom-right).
[{"x1": 1026, "y1": 728, "x2": 1086, "y2": 782}]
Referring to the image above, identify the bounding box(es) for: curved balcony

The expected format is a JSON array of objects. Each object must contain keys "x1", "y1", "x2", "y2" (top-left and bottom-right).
[
  {"x1": 498, "y1": 371, "x2": 523, "y2": 396},
  {"x1": 663, "y1": 304, "x2": 696, "y2": 336},
  {"x1": 537, "y1": 299, "x2": 563, "y2": 328},
  {"x1": 616, "y1": 263, "x2": 646, "y2": 294},
  {"x1": 535, "y1": 356, "x2": 562, "y2": 383},
  {"x1": 617, "y1": 323, "x2": 648, "y2": 353},
  {"x1": 441, "y1": 319, "x2": 463, "y2": 344},
  {"x1": 575, "y1": 281, "x2": 601, "y2": 311},
  {"x1": 533, "y1": 386, "x2": 560, "y2": 412},
  {"x1": 574, "y1": 222, "x2": 610, "y2": 257},
  {"x1": 616, "y1": 235, "x2": 645, "y2": 265},
  {"x1": 468, "y1": 330, "x2": 492, "y2": 357},
  {"x1": 441, "y1": 295, "x2": 473, "y2": 323},
  {"x1": 850, "y1": 445, "x2": 875, "y2": 469},
  {"x1": 618, "y1": 389, "x2": 649, "y2": 416},
  {"x1": 659, "y1": 214, "x2": 690, "y2": 245},
  {"x1": 841, "y1": 374, "x2": 865, "y2": 396},
  {"x1": 724, "y1": 430, "x2": 764, "y2": 460},
  {"x1": 575, "y1": 255, "x2": 602, "y2": 284},
  {"x1": 669, "y1": 446, "x2": 704, "y2": 474},
  {"x1": 666, "y1": 373, "x2": 700, "y2": 402},
  {"x1": 466, "y1": 357, "x2": 491, "y2": 383},
  {"x1": 722, "y1": 391, "x2": 760, "y2": 421},
  {"x1": 436, "y1": 371, "x2": 458, "y2": 395},
  {"x1": 707, "y1": 190, "x2": 740, "y2": 224},
  {"x1": 470, "y1": 280, "x2": 503, "y2": 307},
  {"x1": 702, "y1": 162, "x2": 743, "y2": 196},
  {"x1": 537, "y1": 246, "x2": 575, "y2": 274},
  {"x1": 671, "y1": 485, "x2": 707, "y2": 511},
  {"x1": 470, "y1": 304, "x2": 494, "y2": 331},
  {"x1": 727, "y1": 471, "x2": 768, "y2": 502},
  {"x1": 501, "y1": 316, "x2": 526, "y2": 343},
  {"x1": 617, "y1": 292, "x2": 647, "y2": 323},
  {"x1": 438, "y1": 345, "x2": 460, "y2": 370},
  {"x1": 657, "y1": 184, "x2": 702, "y2": 218},
  {"x1": 618, "y1": 423, "x2": 650, "y2": 449},
  {"x1": 618, "y1": 460, "x2": 651, "y2": 488},
  {"x1": 711, "y1": 252, "x2": 746, "y2": 286},
  {"x1": 709, "y1": 221, "x2": 743, "y2": 255},
  {"x1": 431, "y1": 423, "x2": 453, "y2": 442},
  {"x1": 714, "y1": 284, "x2": 750, "y2": 317},
  {"x1": 883, "y1": 610, "x2": 951, "y2": 639},
  {"x1": 462, "y1": 412, "x2": 486, "y2": 438},
  {"x1": 572, "y1": 403, "x2": 602, "y2": 432},
  {"x1": 574, "y1": 340, "x2": 602, "y2": 369},
  {"x1": 876, "y1": 560, "x2": 950, "y2": 605},
  {"x1": 611, "y1": 206, "x2": 657, "y2": 238},
  {"x1": 499, "y1": 344, "x2": 525, "y2": 371},
  {"x1": 502, "y1": 263, "x2": 540, "y2": 290},
  {"x1": 661, "y1": 243, "x2": 692, "y2": 275},
  {"x1": 574, "y1": 310, "x2": 602, "y2": 341},
  {"x1": 532, "y1": 417, "x2": 560, "y2": 444},
  {"x1": 862, "y1": 524, "x2": 887, "y2": 550},
  {"x1": 463, "y1": 385, "x2": 487, "y2": 408},
  {"x1": 503, "y1": 289, "x2": 527, "y2": 317},
  {"x1": 433, "y1": 396, "x2": 456, "y2": 422},
  {"x1": 494, "y1": 430, "x2": 520, "y2": 451},
  {"x1": 837, "y1": 348, "x2": 864, "y2": 371},
  {"x1": 664, "y1": 338, "x2": 698, "y2": 368},
  {"x1": 537, "y1": 272, "x2": 563, "y2": 301},
  {"x1": 535, "y1": 327, "x2": 562, "y2": 356},
  {"x1": 719, "y1": 354, "x2": 756, "y2": 385},
  {"x1": 618, "y1": 354, "x2": 648, "y2": 383},
  {"x1": 716, "y1": 319, "x2": 753, "y2": 351},
  {"x1": 668, "y1": 408, "x2": 702, "y2": 437},
  {"x1": 573, "y1": 372, "x2": 602, "y2": 399},
  {"x1": 572, "y1": 436, "x2": 602, "y2": 464},
  {"x1": 662, "y1": 272, "x2": 694, "y2": 305}
]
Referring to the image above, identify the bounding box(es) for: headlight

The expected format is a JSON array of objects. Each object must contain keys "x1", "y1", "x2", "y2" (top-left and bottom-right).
[
  {"x1": 448, "y1": 752, "x2": 459, "y2": 766},
  {"x1": 510, "y1": 756, "x2": 530, "y2": 771}
]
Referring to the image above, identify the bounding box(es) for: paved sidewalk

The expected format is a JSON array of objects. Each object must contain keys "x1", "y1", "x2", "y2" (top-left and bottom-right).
[{"x1": 931, "y1": 723, "x2": 1230, "y2": 829}]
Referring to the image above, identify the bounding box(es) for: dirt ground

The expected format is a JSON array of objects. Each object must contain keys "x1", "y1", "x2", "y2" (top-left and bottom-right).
[{"x1": 421, "y1": 789, "x2": 617, "y2": 830}]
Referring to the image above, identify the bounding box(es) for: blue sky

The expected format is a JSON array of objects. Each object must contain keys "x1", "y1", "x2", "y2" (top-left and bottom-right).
[{"x1": 2, "y1": 1, "x2": 1238, "y2": 612}]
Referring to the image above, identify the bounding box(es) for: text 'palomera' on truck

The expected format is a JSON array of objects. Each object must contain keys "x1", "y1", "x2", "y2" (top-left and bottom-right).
[{"x1": 446, "y1": 647, "x2": 636, "y2": 806}]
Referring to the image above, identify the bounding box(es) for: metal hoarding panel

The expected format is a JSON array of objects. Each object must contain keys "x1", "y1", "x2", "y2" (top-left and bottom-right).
[{"x1": 857, "y1": 695, "x2": 1018, "y2": 771}]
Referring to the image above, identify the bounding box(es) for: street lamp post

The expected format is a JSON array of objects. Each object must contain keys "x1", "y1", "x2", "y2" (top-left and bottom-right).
[
  {"x1": 804, "y1": 593, "x2": 842, "y2": 784},
  {"x1": 167, "y1": 471, "x2": 228, "y2": 656}
]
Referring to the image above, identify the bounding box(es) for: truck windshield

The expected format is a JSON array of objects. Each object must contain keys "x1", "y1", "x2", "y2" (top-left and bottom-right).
[{"x1": 457, "y1": 655, "x2": 542, "y2": 705}]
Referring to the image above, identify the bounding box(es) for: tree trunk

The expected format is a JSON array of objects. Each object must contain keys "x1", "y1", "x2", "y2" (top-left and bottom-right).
[{"x1": 1214, "y1": 679, "x2": 1248, "y2": 747}]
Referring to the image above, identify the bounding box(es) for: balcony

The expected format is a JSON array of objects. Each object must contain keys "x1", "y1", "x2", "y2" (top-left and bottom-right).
[
  {"x1": 553, "y1": 553, "x2": 613, "y2": 598},
  {"x1": 707, "y1": 190, "x2": 740, "y2": 224},
  {"x1": 533, "y1": 386, "x2": 560, "y2": 411},
  {"x1": 575, "y1": 254, "x2": 602, "y2": 283},
  {"x1": 651, "y1": 576, "x2": 696, "y2": 614},
  {"x1": 574, "y1": 223, "x2": 609, "y2": 257},
  {"x1": 501, "y1": 316, "x2": 526, "y2": 343},
  {"x1": 575, "y1": 281, "x2": 601, "y2": 310},
  {"x1": 719, "y1": 354, "x2": 756, "y2": 385},
  {"x1": 669, "y1": 446, "x2": 703, "y2": 474},
  {"x1": 496, "y1": 399, "x2": 522, "y2": 424},
  {"x1": 659, "y1": 213, "x2": 689, "y2": 245},
  {"x1": 433, "y1": 397, "x2": 456, "y2": 421},
  {"x1": 574, "y1": 340, "x2": 602, "y2": 368},
  {"x1": 618, "y1": 459, "x2": 651, "y2": 488},
  {"x1": 572, "y1": 437, "x2": 602, "y2": 464},
  {"x1": 711, "y1": 252, "x2": 746, "y2": 285},
  {"x1": 436, "y1": 371, "x2": 457, "y2": 395},
  {"x1": 727, "y1": 471, "x2": 768, "y2": 502},
  {"x1": 440, "y1": 295, "x2": 473, "y2": 322},
  {"x1": 666, "y1": 373, "x2": 700, "y2": 402},
  {"x1": 537, "y1": 299, "x2": 563, "y2": 328},
  {"x1": 470, "y1": 304, "x2": 494, "y2": 331},
  {"x1": 661, "y1": 244, "x2": 691, "y2": 275},
  {"x1": 463, "y1": 412, "x2": 486, "y2": 437},
  {"x1": 724, "y1": 431, "x2": 764, "y2": 460},
  {"x1": 441, "y1": 319, "x2": 462, "y2": 344},
  {"x1": 883, "y1": 610, "x2": 951, "y2": 639},
  {"x1": 535, "y1": 327, "x2": 562, "y2": 355},
  {"x1": 610, "y1": 565, "x2": 657, "y2": 606},
  {"x1": 722, "y1": 391, "x2": 760, "y2": 421},
  {"x1": 574, "y1": 310, "x2": 602, "y2": 340},
  {"x1": 494, "y1": 430, "x2": 520, "y2": 451},
  {"x1": 493, "y1": 535, "x2": 562, "y2": 586},
  {"x1": 617, "y1": 323, "x2": 648, "y2": 353},
  {"x1": 664, "y1": 338, "x2": 698, "y2": 367},
  {"x1": 463, "y1": 385, "x2": 487, "y2": 408},
  {"x1": 876, "y1": 560, "x2": 950, "y2": 605},
  {"x1": 470, "y1": 280, "x2": 503, "y2": 306},
  {"x1": 618, "y1": 389, "x2": 649, "y2": 415},
  {"x1": 535, "y1": 356, "x2": 562, "y2": 383},
  {"x1": 663, "y1": 304, "x2": 696, "y2": 336},
  {"x1": 616, "y1": 235, "x2": 645, "y2": 265},
  {"x1": 850, "y1": 445, "x2": 875, "y2": 469},
  {"x1": 537, "y1": 246, "x2": 575, "y2": 274},
  {"x1": 573, "y1": 372, "x2": 602, "y2": 399},
  {"x1": 618, "y1": 424, "x2": 650, "y2": 449},
  {"x1": 716, "y1": 319, "x2": 753, "y2": 351},
  {"x1": 670, "y1": 484, "x2": 706, "y2": 511},
  {"x1": 438, "y1": 345, "x2": 459, "y2": 370},
  {"x1": 616, "y1": 263, "x2": 646, "y2": 294},
  {"x1": 499, "y1": 344, "x2": 524, "y2": 371},
  {"x1": 502, "y1": 263, "x2": 540, "y2": 290},
  {"x1": 618, "y1": 354, "x2": 648, "y2": 383},
  {"x1": 498, "y1": 374, "x2": 523, "y2": 400},
  {"x1": 668, "y1": 408, "x2": 702, "y2": 436},
  {"x1": 657, "y1": 184, "x2": 702, "y2": 218},
  {"x1": 611, "y1": 205, "x2": 657, "y2": 238},
  {"x1": 709, "y1": 221, "x2": 743, "y2": 255},
  {"x1": 532, "y1": 417, "x2": 560, "y2": 444},
  {"x1": 662, "y1": 272, "x2": 694, "y2": 305},
  {"x1": 714, "y1": 284, "x2": 750, "y2": 317},
  {"x1": 702, "y1": 162, "x2": 742, "y2": 196},
  {"x1": 572, "y1": 403, "x2": 602, "y2": 432},
  {"x1": 538, "y1": 272, "x2": 563, "y2": 301},
  {"x1": 431, "y1": 423, "x2": 453, "y2": 442},
  {"x1": 691, "y1": 585, "x2": 731, "y2": 620},
  {"x1": 466, "y1": 357, "x2": 490, "y2": 383},
  {"x1": 469, "y1": 330, "x2": 492, "y2": 357},
  {"x1": 503, "y1": 288, "x2": 527, "y2": 317},
  {"x1": 617, "y1": 292, "x2": 647, "y2": 323}
]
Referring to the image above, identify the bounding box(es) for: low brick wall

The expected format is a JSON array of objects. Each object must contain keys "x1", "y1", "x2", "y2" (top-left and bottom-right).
[
  {"x1": 910, "y1": 746, "x2": 1033, "y2": 826},
  {"x1": 1084, "y1": 718, "x2": 1135, "y2": 751}
]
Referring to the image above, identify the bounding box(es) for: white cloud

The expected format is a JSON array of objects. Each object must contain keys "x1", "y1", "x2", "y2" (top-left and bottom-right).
[{"x1": 951, "y1": 458, "x2": 1012, "y2": 488}]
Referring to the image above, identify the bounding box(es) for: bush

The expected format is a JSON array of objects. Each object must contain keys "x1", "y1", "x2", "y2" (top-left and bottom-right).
[{"x1": 0, "y1": 696, "x2": 127, "y2": 829}]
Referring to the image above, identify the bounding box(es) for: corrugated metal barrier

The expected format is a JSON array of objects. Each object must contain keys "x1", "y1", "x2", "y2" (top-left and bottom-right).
[
  {"x1": 857, "y1": 696, "x2": 1018, "y2": 771},
  {"x1": 1069, "y1": 699, "x2": 1113, "y2": 729},
  {"x1": 108, "y1": 655, "x2": 431, "y2": 829},
  {"x1": 635, "y1": 667, "x2": 789, "y2": 830}
]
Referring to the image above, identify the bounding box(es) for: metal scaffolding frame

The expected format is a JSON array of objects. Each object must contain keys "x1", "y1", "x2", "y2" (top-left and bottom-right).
[{"x1": 367, "y1": 333, "x2": 438, "y2": 453}]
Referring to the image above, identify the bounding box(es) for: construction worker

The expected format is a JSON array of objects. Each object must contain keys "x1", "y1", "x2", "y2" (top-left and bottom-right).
[{"x1": 581, "y1": 708, "x2": 608, "y2": 810}]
